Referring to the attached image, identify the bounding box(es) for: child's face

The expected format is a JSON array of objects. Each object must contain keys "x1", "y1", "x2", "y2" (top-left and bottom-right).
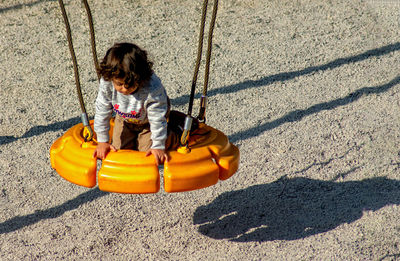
[{"x1": 112, "y1": 78, "x2": 138, "y2": 95}]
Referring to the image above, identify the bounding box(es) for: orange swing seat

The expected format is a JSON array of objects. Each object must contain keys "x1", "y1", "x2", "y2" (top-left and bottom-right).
[{"x1": 50, "y1": 118, "x2": 239, "y2": 193}]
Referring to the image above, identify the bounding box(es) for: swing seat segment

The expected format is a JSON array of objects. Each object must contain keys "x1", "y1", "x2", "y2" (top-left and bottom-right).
[
  {"x1": 50, "y1": 119, "x2": 239, "y2": 193},
  {"x1": 50, "y1": 0, "x2": 239, "y2": 194}
]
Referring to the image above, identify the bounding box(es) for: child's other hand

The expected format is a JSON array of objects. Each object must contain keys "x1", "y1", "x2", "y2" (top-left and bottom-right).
[
  {"x1": 93, "y1": 142, "x2": 117, "y2": 159},
  {"x1": 146, "y1": 149, "x2": 169, "y2": 166}
]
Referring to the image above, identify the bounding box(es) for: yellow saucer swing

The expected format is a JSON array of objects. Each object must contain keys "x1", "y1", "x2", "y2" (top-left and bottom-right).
[{"x1": 50, "y1": 0, "x2": 239, "y2": 194}]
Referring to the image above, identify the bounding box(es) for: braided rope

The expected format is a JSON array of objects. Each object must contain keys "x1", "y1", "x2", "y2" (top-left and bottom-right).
[
  {"x1": 180, "y1": 0, "x2": 218, "y2": 147},
  {"x1": 82, "y1": 0, "x2": 100, "y2": 80},
  {"x1": 57, "y1": 0, "x2": 87, "y2": 114},
  {"x1": 198, "y1": 0, "x2": 218, "y2": 122},
  {"x1": 187, "y1": 0, "x2": 209, "y2": 116},
  {"x1": 58, "y1": 0, "x2": 95, "y2": 141}
]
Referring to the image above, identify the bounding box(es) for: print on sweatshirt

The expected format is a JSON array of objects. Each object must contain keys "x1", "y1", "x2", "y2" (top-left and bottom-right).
[{"x1": 113, "y1": 104, "x2": 143, "y2": 123}]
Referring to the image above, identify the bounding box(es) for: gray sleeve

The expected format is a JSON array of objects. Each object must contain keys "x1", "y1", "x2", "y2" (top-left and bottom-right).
[
  {"x1": 145, "y1": 85, "x2": 169, "y2": 150},
  {"x1": 94, "y1": 78, "x2": 113, "y2": 143}
]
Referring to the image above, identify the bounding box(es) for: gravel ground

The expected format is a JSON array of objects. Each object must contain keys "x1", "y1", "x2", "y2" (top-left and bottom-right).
[{"x1": 1, "y1": 0, "x2": 400, "y2": 260}]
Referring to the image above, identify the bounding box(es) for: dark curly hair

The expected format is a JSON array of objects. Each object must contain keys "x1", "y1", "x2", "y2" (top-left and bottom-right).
[{"x1": 97, "y1": 42, "x2": 153, "y2": 88}]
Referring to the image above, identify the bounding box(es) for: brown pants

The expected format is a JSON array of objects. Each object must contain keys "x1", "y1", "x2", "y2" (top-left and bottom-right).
[{"x1": 111, "y1": 115, "x2": 179, "y2": 151}]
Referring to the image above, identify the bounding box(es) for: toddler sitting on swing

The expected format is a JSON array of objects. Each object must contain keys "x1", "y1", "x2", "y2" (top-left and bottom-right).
[{"x1": 93, "y1": 42, "x2": 179, "y2": 165}]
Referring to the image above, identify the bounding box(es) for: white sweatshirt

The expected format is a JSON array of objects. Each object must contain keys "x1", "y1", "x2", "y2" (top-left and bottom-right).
[{"x1": 94, "y1": 73, "x2": 169, "y2": 150}]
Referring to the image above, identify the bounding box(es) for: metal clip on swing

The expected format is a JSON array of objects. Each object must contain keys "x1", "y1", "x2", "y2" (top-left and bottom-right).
[
  {"x1": 177, "y1": 116, "x2": 194, "y2": 154},
  {"x1": 179, "y1": 94, "x2": 206, "y2": 154},
  {"x1": 81, "y1": 113, "x2": 94, "y2": 142}
]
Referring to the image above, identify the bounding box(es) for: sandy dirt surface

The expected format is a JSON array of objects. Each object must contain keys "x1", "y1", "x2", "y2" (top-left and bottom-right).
[{"x1": 1, "y1": 0, "x2": 400, "y2": 260}]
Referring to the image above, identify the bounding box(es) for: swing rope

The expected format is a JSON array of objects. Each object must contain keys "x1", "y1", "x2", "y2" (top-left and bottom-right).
[
  {"x1": 58, "y1": 0, "x2": 98, "y2": 141},
  {"x1": 198, "y1": 0, "x2": 218, "y2": 122},
  {"x1": 187, "y1": 0, "x2": 208, "y2": 117},
  {"x1": 82, "y1": 0, "x2": 100, "y2": 80},
  {"x1": 180, "y1": 0, "x2": 219, "y2": 148},
  {"x1": 58, "y1": 0, "x2": 86, "y2": 114}
]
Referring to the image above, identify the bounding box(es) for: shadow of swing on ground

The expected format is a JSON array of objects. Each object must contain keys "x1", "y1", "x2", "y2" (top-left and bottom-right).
[
  {"x1": 171, "y1": 42, "x2": 400, "y2": 106},
  {"x1": 0, "y1": 0, "x2": 56, "y2": 14},
  {"x1": 0, "y1": 188, "x2": 108, "y2": 235},
  {"x1": 228, "y1": 74, "x2": 400, "y2": 143},
  {"x1": 193, "y1": 176, "x2": 400, "y2": 242},
  {"x1": 0, "y1": 116, "x2": 81, "y2": 146}
]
